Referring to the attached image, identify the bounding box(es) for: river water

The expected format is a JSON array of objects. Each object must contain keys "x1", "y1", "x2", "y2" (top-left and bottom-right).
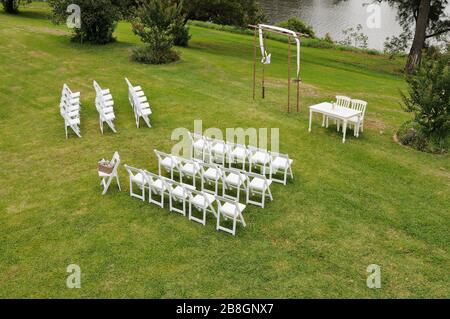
[{"x1": 257, "y1": 0, "x2": 449, "y2": 50}]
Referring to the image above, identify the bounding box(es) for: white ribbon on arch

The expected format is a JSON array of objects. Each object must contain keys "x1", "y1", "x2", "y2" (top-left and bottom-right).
[{"x1": 258, "y1": 24, "x2": 301, "y2": 79}]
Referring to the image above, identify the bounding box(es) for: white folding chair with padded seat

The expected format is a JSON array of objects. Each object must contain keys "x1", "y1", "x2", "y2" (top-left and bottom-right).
[
  {"x1": 98, "y1": 151, "x2": 121, "y2": 195},
  {"x1": 246, "y1": 171, "x2": 273, "y2": 208},
  {"x1": 179, "y1": 158, "x2": 201, "y2": 188},
  {"x1": 199, "y1": 162, "x2": 223, "y2": 195},
  {"x1": 216, "y1": 196, "x2": 247, "y2": 236},
  {"x1": 188, "y1": 189, "x2": 217, "y2": 225},
  {"x1": 144, "y1": 170, "x2": 166, "y2": 208},
  {"x1": 210, "y1": 139, "x2": 230, "y2": 165},
  {"x1": 222, "y1": 167, "x2": 248, "y2": 202},
  {"x1": 164, "y1": 179, "x2": 195, "y2": 216},
  {"x1": 227, "y1": 141, "x2": 249, "y2": 170},
  {"x1": 154, "y1": 150, "x2": 180, "y2": 180},
  {"x1": 248, "y1": 146, "x2": 271, "y2": 175},
  {"x1": 188, "y1": 132, "x2": 208, "y2": 161},
  {"x1": 124, "y1": 165, "x2": 147, "y2": 201},
  {"x1": 269, "y1": 152, "x2": 294, "y2": 185}
]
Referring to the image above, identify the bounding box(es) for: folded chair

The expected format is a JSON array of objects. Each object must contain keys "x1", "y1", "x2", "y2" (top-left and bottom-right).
[
  {"x1": 188, "y1": 188, "x2": 217, "y2": 225},
  {"x1": 60, "y1": 84, "x2": 81, "y2": 139},
  {"x1": 93, "y1": 80, "x2": 117, "y2": 134},
  {"x1": 98, "y1": 151, "x2": 121, "y2": 195},
  {"x1": 124, "y1": 165, "x2": 147, "y2": 201},
  {"x1": 269, "y1": 152, "x2": 294, "y2": 185},
  {"x1": 125, "y1": 78, "x2": 152, "y2": 128},
  {"x1": 246, "y1": 171, "x2": 273, "y2": 208},
  {"x1": 216, "y1": 196, "x2": 247, "y2": 236}
]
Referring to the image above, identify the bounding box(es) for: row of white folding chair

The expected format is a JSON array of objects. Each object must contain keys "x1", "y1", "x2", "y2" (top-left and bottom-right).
[
  {"x1": 125, "y1": 78, "x2": 152, "y2": 128},
  {"x1": 93, "y1": 80, "x2": 117, "y2": 134},
  {"x1": 188, "y1": 133, "x2": 294, "y2": 185},
  {"x1": 324, "y1": 96, "x2": 368, "y2": 136},
  {"x1": 123, "y1": 165, "x2": 246, "y2": 236},
  {"x1": 60, "y1": 84, "x2": 81, "y2": 138},
  {"x1": 154, "y1": 150, "x2": 273, "y2": 208}
]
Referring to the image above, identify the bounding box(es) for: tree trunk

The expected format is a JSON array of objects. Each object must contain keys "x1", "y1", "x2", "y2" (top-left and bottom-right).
[{"x1": 406, "y1": 0, "x2": 431, "y2": 73}]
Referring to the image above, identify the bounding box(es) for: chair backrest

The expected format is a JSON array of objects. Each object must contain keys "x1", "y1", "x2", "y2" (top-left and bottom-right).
[
  {"x1": 154, "y1": 149, "x2": 171, "y2": 162},
  {"x1": 124, "y1": 164, "x2": 144, "y2": 181},
  {"x1": 336, "y1": 95, "x2": 351, "y2": 108},
  {"x1": 246, "y1": 171, "x2": 270, "y2": 189},
  {"x1": 351, "y1": 99, "x2": 368, "y2": 117}
]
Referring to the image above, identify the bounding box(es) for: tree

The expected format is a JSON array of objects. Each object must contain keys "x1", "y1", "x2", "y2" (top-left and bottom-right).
[
  {"x1": 183, "y1": 0, "x2": 264, "y2": 27},
  {"x1": 400, "y1": 49, "x2": 450, "y2": 151},
  {"x1": 48, "y1": 0, "x2": 123, "y2": 44},
  {"x1": 131, "y1": 0, "x2": 186, "y2": 64},
  {"x1": 377, "y1": 0, "x2": 450, "y2": 72},
  {"x1": 1, "y1": 0, "x2": 31, "y2": 13},
  {"x1": 277, "y1": 17, "x2": 316, "y2": 38}
]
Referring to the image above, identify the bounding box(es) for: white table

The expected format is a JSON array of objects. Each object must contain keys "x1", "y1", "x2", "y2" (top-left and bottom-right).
[{"x1": 309, "y1": 102, "x2": 362, "y2": 143}]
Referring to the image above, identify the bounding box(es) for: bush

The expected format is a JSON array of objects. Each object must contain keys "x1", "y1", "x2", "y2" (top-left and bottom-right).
[
  {"x1": 399, "y1": 50, "x2": 450, "y2": 153},
  {"x1": 384, "y1": 33, "x2": 409, "y2": 60},
  {"x1": 132, "y1": 0, "x2": 184, "y2": 64},
  {"x1": 1, "y1": 0, "x2": 31, "y2": 13},
  {"x1": 48, "y1": 0, "x2": 122, "y2": 44},
  {"x1": 277, "y1": 17, "x2": 315, "y2": 38},
  {"x1": 183, "y1": 0, "x2": 264, "y2": 27}
]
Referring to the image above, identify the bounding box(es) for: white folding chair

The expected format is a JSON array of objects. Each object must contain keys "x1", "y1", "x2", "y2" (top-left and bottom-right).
[
  {"x1": 93, "y1": 80, "x2": 117, "y2": 134},
  {"x1": 98, "y1": 151, "x2": 121, "y2": 195},
  {"x1": 216, "y1": 196, "x2": 246, "y2": 236},
  {"x1": 199, "y1": 162, "x2": 223, "y2": 195},
  {"x1": 210, "y1": 139, "x2": 230, "y2": 165},
  {"x1": 125, "y1": 78, "x2": 152, "y2": 128},
  {"x1": 269, "y1": 152, "x2": 294, "y2": 185},
  {"x1": 164, "y1": 179, "x2": 195, "y2": 216},
  {"x1": 188, "y1": 188, "x2": 217, "y2": 225},
  {"x1": 124, "y1": 165, "x2": 147, "y2": 201},
  {"x1": 188, "y1": 132, "x2": 208, "y2": 161},
  {"x1": 248, "y1": 146, "x2": 271, "y2": 175},
  {"x1": 179, "y1": 158, "x2": 201, "y2": 188},
  {"x1": 222, "y1": 167, "x2": 248, "y2": 202},
  {"x1": 227, "y1": 141, "x2": 249, "y2": 170},
  {"x1": 154, "y1": 150, "x2": 180, "y2": 180},
  {"x1": 144, "y1": 170, "x2": 166, "y2": 208},
  {"x1": 246, "y1": 171, "x2": 273, "y2": 208}
]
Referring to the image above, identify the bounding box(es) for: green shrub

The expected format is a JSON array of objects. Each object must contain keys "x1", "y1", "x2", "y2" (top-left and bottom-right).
[
  {"x1": 48, "y1": 0, "x2": 122, "y2": 44},
  {"x1": 277, "y1": 17, "x2": 315, "y2": 38},
  {"x1": 132, "y1": 0, "x2": 184, "y2": 64},
  {"x1": 400, "y1": 50, "x2": 450, "y2": 153},
  {"x1": 1, "y1": 0, "x2": 31, "y2": 13}
]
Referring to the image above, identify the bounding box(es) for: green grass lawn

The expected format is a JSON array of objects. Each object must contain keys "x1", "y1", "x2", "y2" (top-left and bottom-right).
[{"x1": 0, "y1": 3, "x2": 449, "y2": 298}]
